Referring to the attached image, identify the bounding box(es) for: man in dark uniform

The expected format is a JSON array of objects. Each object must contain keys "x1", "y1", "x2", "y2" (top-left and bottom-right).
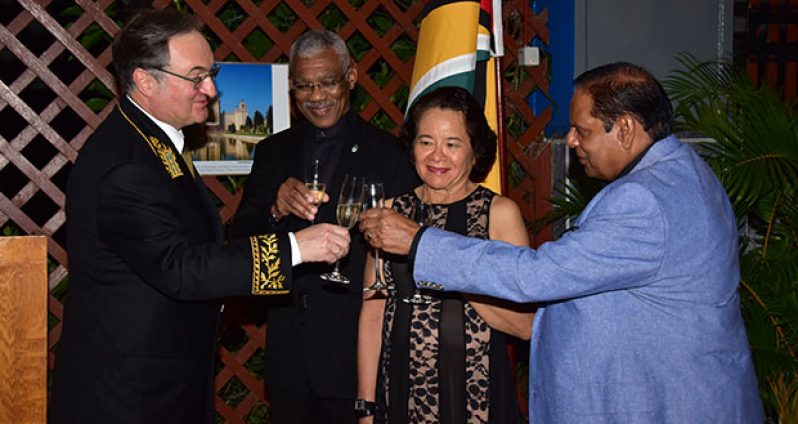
[
  {"x1": 50, "y1": 10, "x2": 351, "y2": 424},
  {"x1": 228, "y1": 30, "x2": 418, "y2": 424}
]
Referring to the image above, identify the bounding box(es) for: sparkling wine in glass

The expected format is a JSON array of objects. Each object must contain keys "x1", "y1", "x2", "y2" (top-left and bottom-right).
[
  {"x1": 320, "y1": 175, "x2": 364, "y2": 284},
  {"x1": 305, "y1": 159, "x2": 326, "y2": 222},
  {"x1": 363, "y1": 181, "x2": 390, "y2": 291}
]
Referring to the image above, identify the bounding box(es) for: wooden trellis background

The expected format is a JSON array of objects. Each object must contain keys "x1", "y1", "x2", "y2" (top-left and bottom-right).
[
  {"x1": 735, "y1": 0, "x2": 798, "y2": 102},
  {"x1": 0, "y1": 0, "x2": 553, "y2": 421}
]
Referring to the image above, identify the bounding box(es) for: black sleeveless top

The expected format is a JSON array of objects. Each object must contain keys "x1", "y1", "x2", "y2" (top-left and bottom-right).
[{"x1": 376, "y1": 186, "x2": 522, "y2": 423}]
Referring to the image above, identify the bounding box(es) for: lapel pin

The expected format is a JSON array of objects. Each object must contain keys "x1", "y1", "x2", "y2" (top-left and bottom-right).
[{"x1": 351, "y1": 144, "x2": 359, "y2": 153}]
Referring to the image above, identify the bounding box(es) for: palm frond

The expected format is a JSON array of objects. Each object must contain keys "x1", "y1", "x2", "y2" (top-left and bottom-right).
[
  {"x1": 768, "y1": 372, "x2": 798, "y2": 422},
  {"x1": 665, "y1": 53, "x2": 798, "y2": 218},
  {"x1": 741, "y1": 243, "x2": 798, "y2": 376},
  {"x1": 528, "y1": 176, "x2": 602, "y2": 235},
  {"x1": 665, "y1": 54, "x2": 798, "y2": 419},
  {"x1": 778, "y1": 187, "x2": 798, "y2": 242}
]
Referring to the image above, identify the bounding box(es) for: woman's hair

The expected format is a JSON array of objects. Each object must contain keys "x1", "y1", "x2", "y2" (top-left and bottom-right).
[
  {"x1": 112, "y1": 9, "x2": 201, "y2": 93},
  {"x1": 400, "y1": 86, "x2": 497, "y2": 183},
  {"x1": 574, "y1": 62, "x2": 673, "y2": 141}
]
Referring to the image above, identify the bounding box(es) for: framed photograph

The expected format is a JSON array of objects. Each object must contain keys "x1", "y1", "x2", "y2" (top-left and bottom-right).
[{"x1": 190, "y1": 62, "x2": 290, "y2": 175}]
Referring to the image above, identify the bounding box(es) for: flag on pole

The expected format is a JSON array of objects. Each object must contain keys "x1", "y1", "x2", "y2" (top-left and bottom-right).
[{"x1": 407, "y1": 0, "x2": 504, "y2": 193}]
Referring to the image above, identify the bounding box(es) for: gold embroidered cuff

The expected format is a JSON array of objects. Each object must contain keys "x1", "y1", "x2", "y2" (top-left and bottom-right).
[{"x1": 250, "y1": 234, "x2": 289, "y2": 295}]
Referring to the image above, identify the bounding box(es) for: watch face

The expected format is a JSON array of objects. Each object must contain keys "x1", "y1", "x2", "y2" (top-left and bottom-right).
[{"x1": 354, "y1": 399, "x2": 377, "y2": 417}]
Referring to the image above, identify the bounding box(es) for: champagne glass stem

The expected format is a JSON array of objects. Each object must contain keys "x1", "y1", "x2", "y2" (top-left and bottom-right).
[
  {"x1": 402, "y1": 201, "x2": 431, "y2": 304},
  {"x1": 363, "y1": 181, "x2": 388, "y2": 291},
  {"x1": 374, "y1": 250, "x2": 381, "y2": 283}
]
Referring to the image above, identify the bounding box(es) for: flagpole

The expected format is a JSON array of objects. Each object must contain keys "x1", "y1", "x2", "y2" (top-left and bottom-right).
[{"x1": 494, "y1": 55, "x2": 507, "y2": 195}]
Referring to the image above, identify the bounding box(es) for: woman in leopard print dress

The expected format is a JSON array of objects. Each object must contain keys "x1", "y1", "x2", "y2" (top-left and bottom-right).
[{"x1": 357, "y1": 87, "x2": 535, "y2": 423}]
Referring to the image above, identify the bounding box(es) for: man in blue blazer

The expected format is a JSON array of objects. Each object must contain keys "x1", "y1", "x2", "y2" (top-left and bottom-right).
[{"x1": 360, "y1": 62, "x2": 763, "y2": 422}]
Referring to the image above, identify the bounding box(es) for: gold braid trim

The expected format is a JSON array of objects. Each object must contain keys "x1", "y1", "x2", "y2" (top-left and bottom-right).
[
  {"x1": 250, "y1": 234, "x2": 288, "y2": 295},
  {"x1": 118, "y1": 105, "x2": 184, "y2": 179}
]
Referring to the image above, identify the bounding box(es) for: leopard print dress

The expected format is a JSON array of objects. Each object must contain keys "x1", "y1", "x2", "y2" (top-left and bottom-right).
[{"x1": 376, "y1": 186, "x2": 521, "y2": 424}]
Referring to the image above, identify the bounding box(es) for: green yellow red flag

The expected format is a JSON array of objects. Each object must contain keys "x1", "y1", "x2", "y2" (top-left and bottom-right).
[{"x1": 407, "y1": 0, "x2": 504, "y2": 193}]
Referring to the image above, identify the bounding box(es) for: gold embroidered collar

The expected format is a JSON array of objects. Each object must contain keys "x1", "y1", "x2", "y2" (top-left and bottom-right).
[{"x1": 118, "y1": 104, "x2": 185, "y2": 179}]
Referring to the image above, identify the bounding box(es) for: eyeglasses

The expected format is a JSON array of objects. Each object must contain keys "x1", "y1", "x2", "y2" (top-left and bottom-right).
[
  {"x1": 291, "y1": 71, "x2": 349, "y2": 96},
  {"x1": 154, "y1": 64, "x2": 221, "y2": 89}
]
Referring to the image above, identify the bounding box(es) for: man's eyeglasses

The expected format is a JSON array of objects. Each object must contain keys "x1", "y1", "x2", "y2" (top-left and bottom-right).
[
  {"x1": 154, "y1": 64, "x2": 221, "y2": 89},
  {"x1": 291, "y1": 71, "x2": 349, "y2": 96}
]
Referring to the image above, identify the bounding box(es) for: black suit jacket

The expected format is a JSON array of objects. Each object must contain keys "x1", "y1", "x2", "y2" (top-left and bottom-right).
[
  {"x1": 51, "y1": 97, "x2": 293, "y2": 424},
  {"x1": 228, "y1": 110, "x2": 418, "y2": 398}
]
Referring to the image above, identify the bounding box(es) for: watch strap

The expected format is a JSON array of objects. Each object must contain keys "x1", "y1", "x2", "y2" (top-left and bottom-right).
[{"x1": 354, "y1": 399, "x2": 380, "y2": 418}]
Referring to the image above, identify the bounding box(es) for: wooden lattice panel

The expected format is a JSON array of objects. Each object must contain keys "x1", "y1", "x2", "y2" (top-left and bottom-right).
[
  {"x1": 0, "y1": 0, "x2": 118, "y2": 371},
  {"x1": 501, "y1": 0, "x2": 553, "y2": 248},
  {"x1": 0, "y1": 0, "x2": 552, "y2": 422},
  {"x1": 739, "y1": 0, "x2": 798, "y2": 102}
]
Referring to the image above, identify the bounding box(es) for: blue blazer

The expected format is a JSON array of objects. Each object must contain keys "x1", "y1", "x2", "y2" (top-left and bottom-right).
[{"x1": 414, "y1": 136, "x2": 763, "y2": 423}]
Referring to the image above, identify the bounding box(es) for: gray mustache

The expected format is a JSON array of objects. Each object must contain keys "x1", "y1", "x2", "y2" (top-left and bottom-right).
[{"x1": 304, "y1": 100, "x2": 335, "y2": 109}]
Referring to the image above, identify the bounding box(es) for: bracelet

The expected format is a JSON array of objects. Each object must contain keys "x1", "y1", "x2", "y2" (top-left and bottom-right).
[{"x1": 354, "y1": 399, "x2": 380, "y2": 418}]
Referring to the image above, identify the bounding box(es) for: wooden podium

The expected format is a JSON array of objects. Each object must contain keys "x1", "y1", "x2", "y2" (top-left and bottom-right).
[{"x1": 0, "y1": 236, "x2": 47, "y2": 423}]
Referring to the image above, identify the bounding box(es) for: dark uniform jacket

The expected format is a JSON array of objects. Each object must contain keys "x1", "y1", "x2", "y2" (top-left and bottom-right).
[
  {"x1": 228, "y1": 110, "x2": 418, "y2": 399},
  {"x1": 50, "y1": 96, "x2": 292, "y2": 424}
]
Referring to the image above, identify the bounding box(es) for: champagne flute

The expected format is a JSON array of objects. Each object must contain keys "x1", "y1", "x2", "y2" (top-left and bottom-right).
[
  {"x1": 305, "y1": 159, "x2": 326, "y2": 223},
  {"x1": 402, "y1": 201, "x2": 432, "y2": 305},
  {"x1": 320, "y1": 175, "x2": 364, "y2": 284},
  {"x1": 363, "y1": 181, "x2": 389, "y2": 291}
]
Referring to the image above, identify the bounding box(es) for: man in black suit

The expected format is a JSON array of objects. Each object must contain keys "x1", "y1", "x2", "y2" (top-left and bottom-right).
[
  {"x1": 50, "y1": 10, "x2": 351, "y2": 424},
  {"x1": 228, "y1": 30, "x2": 418, "y2": 424}
]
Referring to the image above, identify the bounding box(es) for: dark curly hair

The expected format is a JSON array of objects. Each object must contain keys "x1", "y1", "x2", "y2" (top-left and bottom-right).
[
  {"x1": 400, "y1": 86, "x2": 497, "y2": 183},
  {"x1": 574, "y1": 62, "x2": 673, "y2": 142}
]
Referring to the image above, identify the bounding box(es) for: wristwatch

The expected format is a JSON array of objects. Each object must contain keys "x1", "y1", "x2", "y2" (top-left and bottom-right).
[{"x1": 354, "y1": 399, "x2": 380, "y2": 418}]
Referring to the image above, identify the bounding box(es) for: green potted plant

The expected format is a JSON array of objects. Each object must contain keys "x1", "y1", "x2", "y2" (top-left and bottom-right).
[{"x1": 665, "y1": 53, "x2": 798, "y2": 422}]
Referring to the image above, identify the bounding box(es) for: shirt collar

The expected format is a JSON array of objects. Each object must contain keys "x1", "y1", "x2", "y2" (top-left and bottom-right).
[
  {"x1": 310, "y1": 108, "x2": 354, "y2": 141},
  {"x1": 126, "y1": 95, "x2": 185, "y2": 153}
]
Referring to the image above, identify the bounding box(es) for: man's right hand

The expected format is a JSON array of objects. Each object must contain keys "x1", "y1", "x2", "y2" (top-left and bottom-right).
[
  {"x1": 358, "y1": 207, "x2": 419, "y2": 256},
  {"x1": 295, "y1": 223, "x2": 350, "y2": 264},
  {"x1": 272, "y1": 177, "x2": 331, "y2": 221}
]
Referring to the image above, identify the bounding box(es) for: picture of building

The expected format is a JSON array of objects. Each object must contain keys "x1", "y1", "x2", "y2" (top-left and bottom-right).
[{"x1": 188, "y1": 63, "x2": 290, "y2": 174}]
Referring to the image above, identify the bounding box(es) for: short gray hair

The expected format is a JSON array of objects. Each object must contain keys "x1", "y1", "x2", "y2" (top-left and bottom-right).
[{"x1": 289, "y1": 29, "x2": 350, "y2": 75}]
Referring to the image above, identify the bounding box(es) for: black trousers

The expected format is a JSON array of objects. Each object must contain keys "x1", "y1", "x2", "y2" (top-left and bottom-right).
[{"x1": 268, "y1": 381, "x2": 356, "y2": 424}]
